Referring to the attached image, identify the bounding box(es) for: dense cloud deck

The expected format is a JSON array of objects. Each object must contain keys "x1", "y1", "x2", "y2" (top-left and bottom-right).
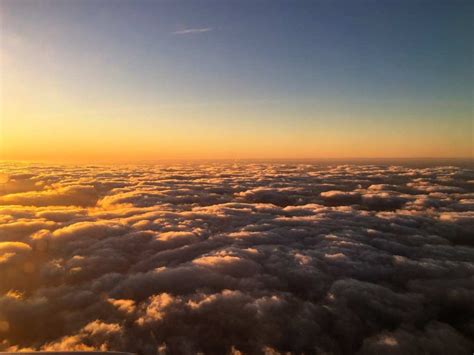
[{"x1": 0, "y1": 162, "x2": 473, "y2": 354}]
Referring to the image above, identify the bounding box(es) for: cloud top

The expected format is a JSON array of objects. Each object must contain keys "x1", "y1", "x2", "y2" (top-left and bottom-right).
[{"x1": 0, "y1": 161, "x2": 473, "y2": 354}]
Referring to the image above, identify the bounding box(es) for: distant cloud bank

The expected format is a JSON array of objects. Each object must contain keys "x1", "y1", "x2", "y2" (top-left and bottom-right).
[{"x1": 0, "y1": 162, "x2": 473, "y2": 354}]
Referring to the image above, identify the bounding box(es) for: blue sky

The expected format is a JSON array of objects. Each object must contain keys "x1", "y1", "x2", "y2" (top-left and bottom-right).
[{"x1": 1, "y1": 0, "x2": 473, "y2": 160}]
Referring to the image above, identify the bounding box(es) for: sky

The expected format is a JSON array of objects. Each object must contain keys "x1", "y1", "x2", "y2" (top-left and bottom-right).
[{"x1": 0, "y1": 0, "x2": 473, "y2": 162}]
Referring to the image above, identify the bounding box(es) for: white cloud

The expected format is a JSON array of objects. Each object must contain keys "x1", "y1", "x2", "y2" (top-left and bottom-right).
[{"x1": 173, "y1": 27, "x2": 213, "y2": 35}]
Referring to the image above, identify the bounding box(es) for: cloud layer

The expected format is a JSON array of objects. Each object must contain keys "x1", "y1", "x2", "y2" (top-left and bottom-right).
[{"x1": 0, "y1": 161, "x2": 473, "y2": 354}]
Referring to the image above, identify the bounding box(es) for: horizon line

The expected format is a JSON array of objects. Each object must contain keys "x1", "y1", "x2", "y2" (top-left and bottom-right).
[{"x1": 1, "y1": 156, "x2": 473, "y2": 166}]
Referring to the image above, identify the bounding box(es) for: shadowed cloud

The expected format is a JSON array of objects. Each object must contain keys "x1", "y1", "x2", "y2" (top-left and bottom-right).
[{"x1": 0, "y1": 161, "x2": 473, "y2": 354}]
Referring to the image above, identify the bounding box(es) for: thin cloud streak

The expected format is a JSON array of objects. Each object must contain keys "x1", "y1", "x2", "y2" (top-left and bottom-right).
[{"x1": 172, "y1": 27, "x2": 213, "y2": 35}]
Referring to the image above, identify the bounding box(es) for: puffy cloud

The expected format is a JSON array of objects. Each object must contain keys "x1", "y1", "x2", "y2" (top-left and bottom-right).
[
  {"x1": 0, "y1": 161, "x2": 473, "y2": 354},
  {"x1": 358, "y1": 322, "x2": 473, "y2": 355},
  {"x1": 41, "y1": 320, "x2": 123, "y2": 351},
  {"x1": 108, "y1": 298, "x2": 136, "y2": 315},
  {"x1": 0, "y1": 219, "x2": 57, "y2": 242},
  {"x1": 320, "y1": 190, "x2": 362, "y2": 206},
  {"x1": 0, "y1": 185, "x2": 99, "y2": 207},
  {"x1": 0, "y1": 242, "x2": 31, "y2": 264},
  {"x1": 0, "y1": 241, "x2": 32, "y2": 254}
]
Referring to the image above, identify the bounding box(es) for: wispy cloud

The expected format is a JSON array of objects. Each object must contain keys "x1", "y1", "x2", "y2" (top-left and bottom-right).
[{"x1": 173, "y1": 27, "x2": 213, "y2": 35}]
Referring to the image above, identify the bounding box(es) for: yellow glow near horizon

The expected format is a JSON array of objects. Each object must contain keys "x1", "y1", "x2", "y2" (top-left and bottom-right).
[
  {"x1": 2, "y1": 96, "x2": 472, "y2": 163},
  {"x1": 2, "y1": 83, "x2": 472, "y2": 163},
  {"x1": 2, "y1": 68, "x2": 471, "y2": 162}
]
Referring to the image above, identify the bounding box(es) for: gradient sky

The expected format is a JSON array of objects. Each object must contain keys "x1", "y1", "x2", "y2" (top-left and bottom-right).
[{"x1": 1, "y1": 0, "x2": 473, "y2": 162}]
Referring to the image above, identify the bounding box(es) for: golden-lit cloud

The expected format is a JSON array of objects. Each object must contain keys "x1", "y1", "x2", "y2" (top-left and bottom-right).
[{"x1": 0, "y1": 162, "x2": 473, "y2": 353}]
